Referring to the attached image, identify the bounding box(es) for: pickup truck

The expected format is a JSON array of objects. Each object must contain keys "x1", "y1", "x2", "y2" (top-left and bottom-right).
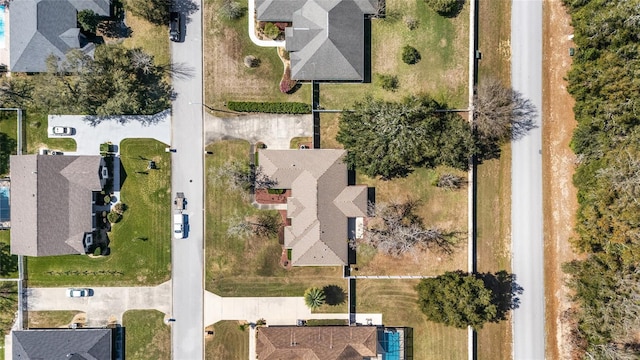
[{"x1": 174, "y1": 192, "x2": 186, "y2": 211}]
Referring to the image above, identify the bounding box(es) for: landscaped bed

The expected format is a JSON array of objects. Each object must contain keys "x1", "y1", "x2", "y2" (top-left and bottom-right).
[{"x1": 26, "y1": 139, "x2": 171, "y2": 286}]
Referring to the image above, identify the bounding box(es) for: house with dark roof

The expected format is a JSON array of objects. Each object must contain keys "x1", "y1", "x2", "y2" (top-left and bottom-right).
[
  {"x1": 258, "y1": 149, "x2": 368, "y2": 266},
  {"x1": 12, "y1": 328, "x2": 114, "y2": 360},
  {"x1": 9, "y1": 155, "x2": 107, "y2": 256},
  {"x1": 256, "y1": 326, "x2": 406, "y2": 360},
  {"x1": 255, "y1": 0, "x2": 377, "y2": 81},
  {"x1": 9, "y1": 0, "x2": 111, "y2": 73}
]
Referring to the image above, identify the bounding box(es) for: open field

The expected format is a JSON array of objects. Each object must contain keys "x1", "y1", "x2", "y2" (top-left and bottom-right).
[
  {"x1": 357, "y1": 279, "x2": 467, "y2": 359},
  {"x1": 205, "y1": 321, "x2": 249, "y2": 360},
  {"x1": 26, "y1": 139, "x2": 171, "y2": 287},
  {"x1": 474, "y1": 0, "x2": 513, "y2": 358},
  {"x1": 122, "y1": 310, "x2": 170, "y2": 360}
]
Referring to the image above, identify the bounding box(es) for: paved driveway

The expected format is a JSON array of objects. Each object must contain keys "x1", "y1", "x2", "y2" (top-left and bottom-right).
[
  {"x1": 204, "y1": 113, "x2": 313, "y2": 149},
  {"x1": 48, "y1": 111, "x2": 171, "y2": 155},
  {"x1": 25, "y1": 281, "x2": 171, "y2": 327}
]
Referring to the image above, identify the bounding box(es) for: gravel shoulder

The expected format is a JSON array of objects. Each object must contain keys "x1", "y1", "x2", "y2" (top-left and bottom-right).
[{"x1": 541, "y1": 1, "x2": 582, "y2": 359}]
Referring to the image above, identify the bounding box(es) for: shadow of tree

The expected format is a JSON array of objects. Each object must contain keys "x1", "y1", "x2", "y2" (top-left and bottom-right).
[
  {"x1": 0, "y1": 242, "x2": 18, "y2": 276},
  {"x1": 479, "y1": 270, "x2": 524, "y2": 321},
  {"x1": 0, "y1": 133, "x2": 17, "y2": 175},
  {"x1": 174, "y1": 0, "x2": 200, "y2": 18},
  {"x1": 323, "y1": 284, "x2": 347, "y2": 306},
  {"x1": 83, "y1": 109, "x2": 171, "y2": 127}
]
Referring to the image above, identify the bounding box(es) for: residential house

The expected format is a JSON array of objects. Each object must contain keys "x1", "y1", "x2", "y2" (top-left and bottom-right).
[
  {"x1": 9, "y1": 0, "x2": 111, "y2": 72},
  {"x1": 12, "y1": 328, "x2": 114, "y2": 360},
  {"x1": 10, "y1": 155, "x2": 106, "y2": 256},
  {"x1": 256, "y1": 326, "x2": 406, "y2": 360},
  {"x1": 255, "y1": 0, "x2": 377, "y2": 81},
  {"x1": 258, "y1": 149, "x2": 368, "y2": 266}
]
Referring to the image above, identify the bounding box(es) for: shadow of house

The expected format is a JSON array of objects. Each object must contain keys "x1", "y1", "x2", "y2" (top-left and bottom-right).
[
  {"x1": 9, "y1": 0, "x2": 111, "y2": 73},
  {"x1": 256, "y1": 0, "x2": 377, "y2": 82},
  {"x1": 9, "y1": 155, "x2": 108, "y2": 256}
]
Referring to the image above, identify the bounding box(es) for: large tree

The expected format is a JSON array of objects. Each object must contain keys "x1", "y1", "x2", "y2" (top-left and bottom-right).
[
  {"x1": 336, "y1": 96, "x2": 474, "y2": 179},
  {"x1": 33, "y1": 45, "x2": 172, "y2": 116},
  {"x1": 416, "y1": 271, "x2": 509, "y2": 329}
]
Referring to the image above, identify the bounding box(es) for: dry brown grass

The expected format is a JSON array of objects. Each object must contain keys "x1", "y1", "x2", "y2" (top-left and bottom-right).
[
  {"x1": 27, "y1": 311, "x2": 83, "y2": 328},
  {"x1": 541, "y1": 1, "x2": 581, "y2": 359}
]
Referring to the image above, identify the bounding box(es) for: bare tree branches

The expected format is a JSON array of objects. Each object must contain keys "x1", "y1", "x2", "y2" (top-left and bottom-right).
[
  {"x1": 215, "y1": 160, "x2": 277, "y2": 193},
  {"x1": 227, "y1": 212, "x2": 281, "y2": 239},
  {"x1": 474, "y1": 77, "x2": 538, "y2": 143}
]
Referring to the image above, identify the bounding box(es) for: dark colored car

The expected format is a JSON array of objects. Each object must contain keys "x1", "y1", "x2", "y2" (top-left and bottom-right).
[{"x1": 169, "y1": 12, "x2": 181, "y2": 42}]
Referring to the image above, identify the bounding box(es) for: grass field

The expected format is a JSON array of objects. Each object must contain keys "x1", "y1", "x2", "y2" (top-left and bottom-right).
[
  {"x1": 121, "y1": 11, "x2": 171, "y2": 67},
  {"x1": 26, "y1": 311, "x2": 82, "y2": 328},
  {"x1": 122, "y1": 310, "x2": 170, "y2": 360},
  {"x1": 357, "y1": 279, "x2": 467, "y2": 359},
  {"x1": 0, "y1": 231, "x2": 18, "y2": 279},
  {"x1": 475, "y1": 0, "x2": 513, "y2": 359},
  {"x1": 26, "y1": 139, "x2": 171, "y2": 287},
  {"x1": 205, "y1": 321, "x2": 249, "y2": 360}
]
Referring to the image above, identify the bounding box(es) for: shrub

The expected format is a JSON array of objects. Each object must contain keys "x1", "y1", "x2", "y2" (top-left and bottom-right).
[
  {"x1": 402, "y1": 45, "x2": 421, "y2": 65},
  {"x1": 107, "y1": 211, "x2": 122, "y2": 223},
  {"x1": 78, "y1": 9, "x2": 101, "y2": 33},
  {"x1": 435, "y1": 173, "x2": 463, "y2": 190},
  {"x1": 243, "y1": 55, "x2": 259, "y2": 68},
  {"x1": 424, "y1": 0, "x2": 463, "y2": 17},
  {"x1": 104, "y1": 195, "x2": 112, "y2": 204},
  {"x1": 376, "y1": 74, "x2": 399, "y2": 92},
  {"x1": 93, "y1": 247, "x2": 102, "y2": 256},
  {"x1": 404, "y1": 15, "x2": 419, "y2": 30},
  {"x1": 219, "y1": 0, "x2": 244, "y2": 20},
  {"x1": 304, "y1": 287, "x2": 326, "y2": 310},
  {"x1": 279, "y1": 67, "x2": 297, "y2": 94},
  {"x1": 263, "y1": 22, "x2": 281, "y2": 40},
  {"x1": 112, "y1": 202, "x2": 128, "y2": 215},
  {"x1": 227, "y1": 101, "x2": 311, "y2": 114}
]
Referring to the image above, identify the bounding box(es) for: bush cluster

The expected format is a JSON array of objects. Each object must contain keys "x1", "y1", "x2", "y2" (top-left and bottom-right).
[
  {"x1": 401, "y1": 45, "x2": 421, "y2": 65},
  {"x1": 227, "y1": 101, "x2": 311, "y2": 114}
]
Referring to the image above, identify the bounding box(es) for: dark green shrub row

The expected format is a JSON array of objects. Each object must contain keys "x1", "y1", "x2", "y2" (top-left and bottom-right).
[{"x1": 227, "y1": 101, "x2": 311, "y2": 114}]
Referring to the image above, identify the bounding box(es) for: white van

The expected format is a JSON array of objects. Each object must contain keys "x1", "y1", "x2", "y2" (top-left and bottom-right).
[{"x1": 173, "y1": 213, "x2": 185, "y2": 239}]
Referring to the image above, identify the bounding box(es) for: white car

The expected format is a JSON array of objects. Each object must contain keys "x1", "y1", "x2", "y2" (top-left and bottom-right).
[
  {"x1": 174, "y1": 213, "x2": 185, "y2": 239},
  {"x1": 66, "y1": 288, "x2": 92, "y2": 297},
  {"x1": 52, "y1": 126, "x2": 74, "y2": 136}
]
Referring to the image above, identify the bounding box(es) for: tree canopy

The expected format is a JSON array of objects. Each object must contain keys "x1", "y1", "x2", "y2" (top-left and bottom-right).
[
  {"x1": 336, "y1": 96, "x2": 474, "y2": 179},
  {"x1": 32, "y1": 45, "x2": 172, "y2": 116},
  {"x1": 424, "y1": 0, "x2": 464, "y2": 17},
  {"x1": 124, "y1": 0, "x2": 171, "y2": 25},
  {"x1": 561, "y1": 0, "x2": 640, "y2": 357},
  {"x1": 416, "y1": 271, "x2": 509, "y2": 330}
]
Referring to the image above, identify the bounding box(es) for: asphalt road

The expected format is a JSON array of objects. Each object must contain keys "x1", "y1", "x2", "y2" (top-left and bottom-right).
[
  {"x1": 511, "y1": 0, "x2": 545, "y2": 359},
  {"x1": 170, "y1": 1, "x2": 205, "y2": 359}
]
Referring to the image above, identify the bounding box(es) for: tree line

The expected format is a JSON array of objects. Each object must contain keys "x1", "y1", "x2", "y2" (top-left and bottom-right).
[{"x1": 562, "y1": 0, "x2": 640, "y2": 358}]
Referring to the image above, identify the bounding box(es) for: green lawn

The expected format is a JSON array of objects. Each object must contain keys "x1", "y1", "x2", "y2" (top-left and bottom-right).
[
  {"x1": 122, "y1": 310, "x2": 170, "y2": 360},
  {"x1": 357, "y1": 279, "x2": 467, "y2": 359},
  {"x1": 0, "y1": 230, "x2": 18, "y2": 279},
  {"x1": 26, "y1": 139, "x2": 171, "y2": 286},
  {"x1": 205, "y1": 140, "x2": 344, "y2": 296},
  {"x1": 205, "y1": 321, "x2": 249, "y2": 360},
  {"x1": 121, "y1": 11, "x2": 170, "y2": 67},
  {"x1": 26, "y1": 311, "x2": 82, "y2": 328},
  {"x1": 24, "y1": 111, "x2": 76, "y2": 155}
]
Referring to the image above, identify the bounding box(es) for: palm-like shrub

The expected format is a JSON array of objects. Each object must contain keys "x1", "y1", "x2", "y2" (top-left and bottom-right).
[{"x1": 304, "y1": 287, "x2": 326, "y2": 310}]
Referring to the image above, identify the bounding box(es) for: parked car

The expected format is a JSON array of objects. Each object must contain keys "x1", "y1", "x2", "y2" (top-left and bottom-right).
[
  {"x1": 169, "y1": 12, "x2": 181, "y2": 42},
  {"x1": 66, "y1": 288, "x2": 93, "y2": 297},
  {"x1": 174, "y1": 213, "x2": 185, "y2": 239},
  {"x1": 52, "y1": 126, "x2": 74, "y2": 136}
]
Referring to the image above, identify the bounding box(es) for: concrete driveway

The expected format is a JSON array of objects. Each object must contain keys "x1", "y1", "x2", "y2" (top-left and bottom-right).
[
  {"x1": 26, "y1": 281, "x2": 171, "y2": 327},
  {"x1": 204, "y1": 113, "x2": 313, "y2": 149},
  {"x1": 48, "y1": 111, "x2": 171, "y2": 155}
]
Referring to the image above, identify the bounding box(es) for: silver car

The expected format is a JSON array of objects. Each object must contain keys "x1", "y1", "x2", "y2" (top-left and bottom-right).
[
  {"x1": 66, "y1": 288, "x2": 93, "y2": 297},
  {"x1": 52, "y1": 126, "x2": 74, "y2": 136}
]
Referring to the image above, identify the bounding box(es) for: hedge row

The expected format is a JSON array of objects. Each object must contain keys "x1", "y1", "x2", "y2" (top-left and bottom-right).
[{"x1": 227, "y1": 101, "x2": 311, "y2": 114}]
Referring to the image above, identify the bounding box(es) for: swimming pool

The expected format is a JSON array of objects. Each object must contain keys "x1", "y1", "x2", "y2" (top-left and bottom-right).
[
  {"x1": 0, "y1": 186, "x2": 9, "y2": 221},
  {"x1": 381, "y1": 330, "x2": 402, "y2": 360},
  {"x1": 0, "y1": 5, "x2": 5, "y2": 48}
]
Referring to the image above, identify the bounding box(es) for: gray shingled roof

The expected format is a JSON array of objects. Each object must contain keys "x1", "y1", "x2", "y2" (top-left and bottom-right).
[
  {"x1": 10, "y1": 155, "x2": 103, "y2": 256},
  {"x1": 12, "y1": 328, "x2": 113, "y2": 360},
  {"x1": 259, "y1": 149, "x2": 367, "y2": 266},
  {"x1": 10, "y1": 0, "x2": 110, "y2": 73},
  {"x1": 256, "y1": 0, "x2": 377, "y2": 81}
]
